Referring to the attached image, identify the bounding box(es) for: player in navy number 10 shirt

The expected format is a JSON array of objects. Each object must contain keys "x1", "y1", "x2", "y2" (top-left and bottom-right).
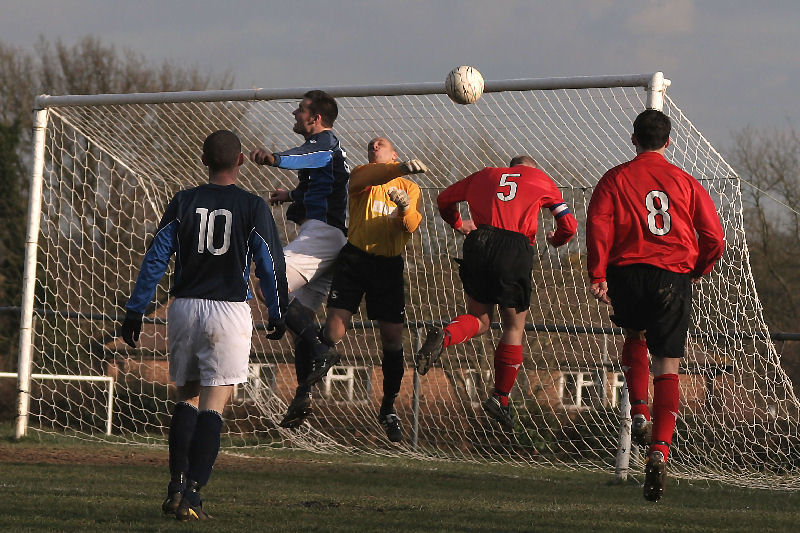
[{"x1": 120, "y1": 130, "x2": 288, "y2": 520}]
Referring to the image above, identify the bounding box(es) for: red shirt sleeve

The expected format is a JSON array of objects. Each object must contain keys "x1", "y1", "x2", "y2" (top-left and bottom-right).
[
  {"x1": 586, "y1": 173, "x2": 616, "y2": 283},
  {"x1": 437, "y1": 173, "x2": 473, "y2": 229},
  {"x1": 691, "y1": 181, "x2": 725, "y2": 276},
  {"x1": 542, "y1": 183, "x2": 577, "y2": 247}
]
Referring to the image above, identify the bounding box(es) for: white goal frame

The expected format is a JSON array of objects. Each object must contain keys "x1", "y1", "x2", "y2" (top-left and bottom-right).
[
  {"x1": 19, "y1": 71, "x2": 796, "y2": 491},
  {"x1": 14, "y1": 71, "x2": 670, "y2": 441}
]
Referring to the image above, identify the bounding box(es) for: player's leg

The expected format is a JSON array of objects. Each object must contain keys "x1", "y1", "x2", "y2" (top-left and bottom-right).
[
  {"x1": 284, "y1": 307, "x2": 351, "y2": 418},
  {"x1": 162, "y1": 382, "x2": 200, "y2": 515},
  {"x1": 481, "y1": 306, "x2": 526, "y2": 431},
  {"x1": 285, "y1": 298, "x2": 320, "y2": 383},
  {"x1": 641, "y1": 268, "x2": 691, "y2": 502},
  {"x1": 279, "y1": 329, "x2": 315, "y2": 429},
  {"x1": 605, "y1": 266, "x2": 653, "y2": 446},
  {"x1": 281, "y1": 221, "x2": 347, "y2": 380},
  {"x1": 177, "y1": 385, "x2": 233, "y2": 521},
  {"x1": 376, "y1": 321, "x2": 405, "y2": 442},
  {"x1": 415, "y1": 295, "x2": 491, "y2": 375},
  {"x1": 280, "y1": 248, "x2": 359, "y2": 428},
  {"x1": 284, "y1": 222, "x2": 348, "y2": 386},
  {"x1": 643, "y1": 355, "x2": 678, "y2": 504},
  {"x1": 416, "y1": 226, "x2": 492, "y2": 373},
  {"x1": 492, "y1": 306, "x2": 527, "y2": 403},
  {"x1": 649, "y1": 355, "x2": 680, "y2": 457},
  {"x1": 621, "y1": 328, "x2": 652, "y2": 446},
  {"x1": 176, "y1": 300, "x2": 251, "y2": 520},
  {"x1": 357, "y1": 251, "x2": 407, "y2": 441},
  {"x1": 445, "y1": 295, "x2": 492, "y2": 346},
  {"x1": 164, "y1": 298, "x2": 200, "y2": 515}
]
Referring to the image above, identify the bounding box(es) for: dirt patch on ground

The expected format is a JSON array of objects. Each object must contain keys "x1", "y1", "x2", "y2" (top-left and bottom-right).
[{"x1": 0, "y1": 442, "x2": 300, "y2": 471}]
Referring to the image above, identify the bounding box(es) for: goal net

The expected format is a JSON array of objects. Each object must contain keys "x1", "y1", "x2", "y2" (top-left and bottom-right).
[{"x1": 14, "y1": 74, "x2": 800, "y2": 490}]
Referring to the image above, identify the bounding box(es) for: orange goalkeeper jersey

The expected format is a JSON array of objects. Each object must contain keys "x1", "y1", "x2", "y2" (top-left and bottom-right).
[{"x1": 347, "y1": 162, "x2": 422, "y2": 257}]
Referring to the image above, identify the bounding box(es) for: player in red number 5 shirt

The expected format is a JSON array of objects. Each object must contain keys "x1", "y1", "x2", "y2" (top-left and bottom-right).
[
  {"x1": 415, "y1": 155, "x2": 577, "y2": 431},
  {"x1": 586, "y1": 109, "x2": 724, "y2": 502}
]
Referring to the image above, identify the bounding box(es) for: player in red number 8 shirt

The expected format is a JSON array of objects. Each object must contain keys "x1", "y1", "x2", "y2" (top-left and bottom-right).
[
  {"x1": 416, "y1": 155, "x2": 577, "y2": 432},
  {"x1": 586, "y1": 109, "x2": 724, "y2": 502}
]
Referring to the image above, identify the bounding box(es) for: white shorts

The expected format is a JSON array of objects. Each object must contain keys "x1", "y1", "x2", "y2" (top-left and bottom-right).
[
  {"x1": 284, "y1": 219, "x2": 347, "y2": 310},
  {"x1": 167, "y1": 298, "x2": 252, "y2": 387}
]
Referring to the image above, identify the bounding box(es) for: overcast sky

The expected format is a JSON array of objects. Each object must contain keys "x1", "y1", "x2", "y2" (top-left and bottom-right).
[{"x1": 2, "y1": 0, "x2": 799, "y2": 149}]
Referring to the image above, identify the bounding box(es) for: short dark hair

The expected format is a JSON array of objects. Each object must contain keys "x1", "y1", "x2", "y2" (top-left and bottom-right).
[
  {"x1": 509, "y1": 155, "x2": 537, "y2": 168},
  {"x1": 304, "y1": 90, "x2": 338, "y2": 127},
  {"x1": 203, "y1": 130, "x2": 241, "y2": 171},
  {"x1": 633, "y1": 109, "x2": 671, "y2": 151}
]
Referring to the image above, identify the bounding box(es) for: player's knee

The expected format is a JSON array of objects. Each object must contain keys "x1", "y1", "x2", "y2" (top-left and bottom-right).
[
  {"x1": 285, "y1": 299, "x2": 315, "y2": 335},
  {"x1": 475, "y1": 316, "x2": 491, "y2": 335},
  {"x1": 382, "y1": 341, "x2": 403, "y2": 353},
  {"x1": 624, "y1": 328, "x2": 646, "y2": 340}
]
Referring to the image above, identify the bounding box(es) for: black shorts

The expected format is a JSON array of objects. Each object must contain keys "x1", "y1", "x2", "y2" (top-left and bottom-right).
[
  {"x1": 606, "y1": 264, "x2": 692, "y2": 359},
  {"x1": 326, "y1": 242, "x2": 406, "y2": 323},
  {"x1": 459, "y1": 225, "x2": 533, "y2": 312}
]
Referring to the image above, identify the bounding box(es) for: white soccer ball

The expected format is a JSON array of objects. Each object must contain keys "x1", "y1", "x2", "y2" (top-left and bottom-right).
[{"x1": 445, "y1": 66, "x2": 484, "y2": 105}]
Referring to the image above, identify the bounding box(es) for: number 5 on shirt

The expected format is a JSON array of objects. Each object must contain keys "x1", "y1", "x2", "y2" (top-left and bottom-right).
[{"x1": 497, "y1": 173, "x2": 519, "y2": 202}]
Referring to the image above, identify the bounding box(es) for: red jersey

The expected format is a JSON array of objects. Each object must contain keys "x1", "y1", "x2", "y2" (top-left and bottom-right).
[
  {"x1": 437, "y1": 166, "x2": 577, "y2": 246},
  {"x1": 586, "y1": 151, "x2": 724, "y2": 283}
]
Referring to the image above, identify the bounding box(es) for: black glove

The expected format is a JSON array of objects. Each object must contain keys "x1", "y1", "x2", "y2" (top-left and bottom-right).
[
  {"x1": 266, "y1": 319, "x2": 286, "y2": 340},
  {"x1": 119, "y1": 310, "x2": 143, "y2": 348}
]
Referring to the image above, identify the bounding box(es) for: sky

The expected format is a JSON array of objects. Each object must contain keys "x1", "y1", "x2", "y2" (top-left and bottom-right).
[{"x1": 2, "y1": 0, "x2": 799, "y2": 149}]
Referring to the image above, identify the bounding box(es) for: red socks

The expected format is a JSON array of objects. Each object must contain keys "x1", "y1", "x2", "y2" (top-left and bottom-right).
[
  {"x1": 493, "y1": 343, "x2": 523, "y2": 406},
  {"x1": 651, "y1": 373, "x2": 679, "y2": 461},
  {"x1": 442, "y1": 314, "x2": 481, "y2": 347},
  {"x1": 621, "y1": 339, "x2": 650, "y2": 419}
]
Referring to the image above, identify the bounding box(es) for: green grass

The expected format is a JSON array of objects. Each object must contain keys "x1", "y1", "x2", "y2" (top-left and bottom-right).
[{"x1": 1, "y1": 428, "x2": 799, "y2": 532}]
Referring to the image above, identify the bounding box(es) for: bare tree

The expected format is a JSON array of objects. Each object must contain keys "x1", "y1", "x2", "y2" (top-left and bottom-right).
[
  {"x1": 729, "y1": 124, "x2": 800, "y2": 381},
  {"x1": 730, "y1": 125, "x2": 800, "y2": 331},
  {"x1": 0, "y1": 36, "x2": 235, "y2": 375}
]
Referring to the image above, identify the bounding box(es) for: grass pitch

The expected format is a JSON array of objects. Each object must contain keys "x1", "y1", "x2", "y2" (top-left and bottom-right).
[{"x1": 1, "y1": 428, "x2": 799, "y2": 532}]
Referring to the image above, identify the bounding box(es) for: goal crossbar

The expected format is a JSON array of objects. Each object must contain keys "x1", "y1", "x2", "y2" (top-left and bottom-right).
[{"x1": 33, "y1": 73, "x2": 669, "y2": 108}]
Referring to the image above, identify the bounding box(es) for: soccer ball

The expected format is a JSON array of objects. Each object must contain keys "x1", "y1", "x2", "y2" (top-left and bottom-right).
[{"x1": 445, "y1": 66, "x2": 485, "y2": 105}]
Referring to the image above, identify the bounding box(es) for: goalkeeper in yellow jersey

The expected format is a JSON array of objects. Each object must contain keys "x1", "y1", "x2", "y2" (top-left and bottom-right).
[{"x1": 317, "y1": 136, "x2": 425, "y2": 441}]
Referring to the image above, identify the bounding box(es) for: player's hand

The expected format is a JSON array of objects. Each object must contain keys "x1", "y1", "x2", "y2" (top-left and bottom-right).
[
  {"x1": 589, "y1": 281, "x2": 611, "y2": 305},
  {"x1": 387, "y1": 187, "x2": 410, "y2": 213},
  {"x1": 269, "y1": 189, "x2": 291, "y2": 206},
  {"x1": 456, "y1": 219, "x2": 477, "y2": 236},
  {"x1": 401, "y1": 159, "x2": 427, "y2": 174},
  {"x1": 546, "y1": 230, "x2": 559, "y2": 248},
  {"x1": 266, "y1": 319, "x2": 286, "y2": 340},
  {"x1": 250, "y1": 148, "x2": 275, "y2": 166},
  {"x1": 119, "y1": 310, "x2": 143, "y2": 348}
]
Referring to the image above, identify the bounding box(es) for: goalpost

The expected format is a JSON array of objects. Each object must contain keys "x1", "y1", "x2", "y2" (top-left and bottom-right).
[{"x1": 14, "y1": 72, "x2": 800, "y2": 490}]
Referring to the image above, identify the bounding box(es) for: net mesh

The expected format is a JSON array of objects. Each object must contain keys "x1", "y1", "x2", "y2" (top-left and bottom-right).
[{"x1": 15, "y1": 81, "x2": 800, "y2": 489}]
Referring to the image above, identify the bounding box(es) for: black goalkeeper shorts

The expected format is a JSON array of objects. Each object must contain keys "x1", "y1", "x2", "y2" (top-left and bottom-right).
[
  {"x1": 326, "y1": 242, "x2": 406, "y2": 323},
  {"x1": 458, "y1": 225, "x2": 533, "y2": 312},
  {"x1": 606, "y1": 263, "x2": 692, "y2": 359}
]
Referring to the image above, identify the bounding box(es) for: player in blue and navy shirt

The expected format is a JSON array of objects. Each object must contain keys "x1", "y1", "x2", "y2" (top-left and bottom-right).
[
  {"x1": 120, "y1": 130, "x2": 288, "y2": 520},
  {"x1": 250, "y1": 90, "x2": 350, "y2": 429}
]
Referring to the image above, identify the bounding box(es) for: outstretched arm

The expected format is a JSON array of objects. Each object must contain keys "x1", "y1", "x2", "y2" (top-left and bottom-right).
[{"x1": 349, "y1": 160, "x2": 427, "y2": 194}]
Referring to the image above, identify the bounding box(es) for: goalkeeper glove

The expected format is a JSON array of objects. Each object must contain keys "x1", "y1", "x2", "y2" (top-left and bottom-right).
[
  {"x1": 401, "y1": 159, "x2": 427, "y2": 174},
  {"x1": 266, "y1": 318, "x2": 287, "y2": 340},
  {"x1": 387, "y1": 187, "x2": 411, "y2": 213},
  {"x1": 120, "y1": 310, "x2": 143, "y2": 348}
]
